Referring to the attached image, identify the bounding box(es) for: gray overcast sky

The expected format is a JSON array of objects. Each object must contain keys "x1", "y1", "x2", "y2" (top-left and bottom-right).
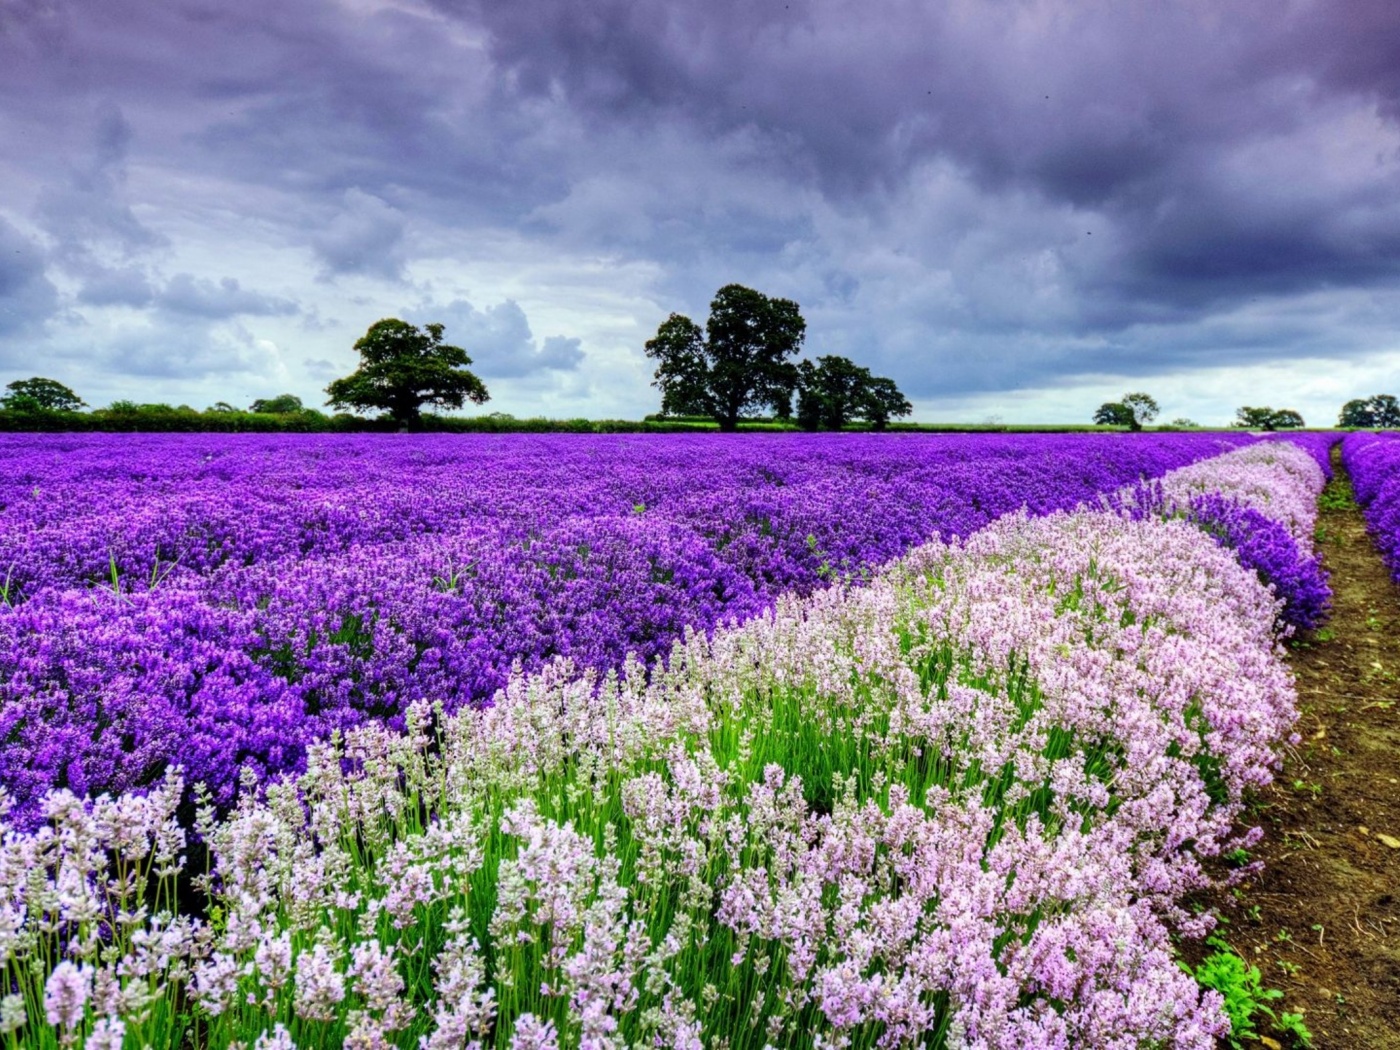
[{"x1": 2, "y1": 0, "x2": 1399, "y2": 424}]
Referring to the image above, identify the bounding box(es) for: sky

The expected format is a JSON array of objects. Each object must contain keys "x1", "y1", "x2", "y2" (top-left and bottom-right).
[{"x1": 2, "y1": 0, "x2": 1399, "y2": 425}]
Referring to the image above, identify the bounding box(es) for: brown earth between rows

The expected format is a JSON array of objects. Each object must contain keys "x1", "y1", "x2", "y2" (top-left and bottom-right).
[{"x1": 1203, "y1": 447, "x2": 1400, "y2": 1048}]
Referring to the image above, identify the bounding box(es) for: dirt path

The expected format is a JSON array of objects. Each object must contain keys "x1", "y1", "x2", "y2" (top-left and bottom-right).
[{"x1": 1226, "y1": 450, "x2": 1400, "y2": 1047}]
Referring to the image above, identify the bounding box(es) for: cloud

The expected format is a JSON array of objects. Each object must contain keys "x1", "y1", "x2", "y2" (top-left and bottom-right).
[
  {"x1": 418, "y1": 298, "x2": 585, "y2": 378},
  {"x1": 71, "y1": 267, "x2": 298, "y2": 319},
  {"x1": 0, "y1": 218, "x2": 59, "y2": 337},
  {"x1": 74, "y1": 265, "x2": 155, "y2": 308},
  {"x1": 1, "y1": 0, "x2": 1399, "y2": 419},
  {"x1": 460, "y1": 0, "x2": 1400, "y2": 322},
  {"x1": 37, "y1": 104, "x2": 167, "y2": 268},
  {"x1": 155, "y1": 274, "x2": 299, "y2": 318},
  {"x1": 302, "y1": 356, "x2": 340, "y2": 381},
  {"x1": 86, "y1": 317, "x2": 285, "y2": 380},
  {"x1": 311, "y1": 189, "x2": 408, "y2": 281}
]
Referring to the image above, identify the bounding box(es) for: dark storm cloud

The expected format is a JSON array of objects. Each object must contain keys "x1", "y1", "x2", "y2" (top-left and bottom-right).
[
  {"x1": 418, "y1": 299, "x2": 585, "y2": 378},
  {"x1": 0, "y1": 0, "x2": 569, "y2": 246},
  {"x1": 1292, "y1": 0, "x2": 1400, "y2": 122},
  {"x1": 457, "y1": 0, "x2": 1400, "y2": 320},
  {"x1": 3, "y1": 0, "x2": 1400, "y2": 409}
]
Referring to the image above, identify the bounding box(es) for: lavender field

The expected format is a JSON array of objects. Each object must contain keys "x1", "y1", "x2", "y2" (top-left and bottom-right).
[
  {"x1": 0, "y1": 430, "x2": 1266, "y2": 821},
  {"x1": 0, "y1": 433, "x2": 1333, "y2": 1049}
]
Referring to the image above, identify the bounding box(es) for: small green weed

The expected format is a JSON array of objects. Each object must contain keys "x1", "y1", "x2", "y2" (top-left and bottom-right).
[
  {"x1": 1318, "y1": 478, "x2": 1354, "y2": 511},
  {"x1": 1277, "y1": 1011, "x2": 1314, "y2": 1045},
  {"x1": 1189, "y1": 937, "x2": 1312, "y2": 1047}
]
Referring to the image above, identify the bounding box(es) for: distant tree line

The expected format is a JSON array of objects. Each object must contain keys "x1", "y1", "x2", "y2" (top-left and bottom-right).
[
  {"x1": 1232, "y1": 406, "x2": 1305, "y2": 431},
  {"x1": 644, "y1": 284, "x2": 912, "y2": 431},
  {"x1": 1, "y1": 293, "x2": 916, "y2": 434},
  {"x1": 13, "y1": 318, "x2": 1400, "y2": 434},
  {"x1": 1089, "y1": 392, "x2": 1308, "y2": 431}
]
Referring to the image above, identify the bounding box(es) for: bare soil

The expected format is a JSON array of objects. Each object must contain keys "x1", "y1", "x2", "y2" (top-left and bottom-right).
[{"x1": 1213, "y1": 450, "x2": 1400, "y2": 1048}]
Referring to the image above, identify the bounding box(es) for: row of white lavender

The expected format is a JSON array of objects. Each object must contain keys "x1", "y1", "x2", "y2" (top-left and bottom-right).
[{"x1": 3, "y1": 440, "x2": 1324, "y2": 1050}]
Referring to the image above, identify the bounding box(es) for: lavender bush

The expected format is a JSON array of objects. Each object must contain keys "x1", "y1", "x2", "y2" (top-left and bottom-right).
[
  {"x1": 0, "y1": 432, "x2": 1262, "y2": 821},
  {"x1": 1342, "y1": 431, "x2": 1400, "y2": 579},
  {"x1": 1184, "y1": 493, "x2": 1330, "y2": 630},
  {"x1": 1110, "y1": 440, "x2": 1332, "y2": 631},
  {"x1": 0, "y1": 439, "x2": 1321, "y2": 1050}
]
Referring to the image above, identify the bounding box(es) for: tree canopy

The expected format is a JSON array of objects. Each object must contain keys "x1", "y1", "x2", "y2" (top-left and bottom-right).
[
  {"x1": 1092, "y1": 392, "x2": 1158, "y2": 431},
  {"x1": 1339, "y1": 394, "x2": 1400, "y2": 428},
  {"x1": 250, "y1": 394, "x2": 305, "y2": 414},
  {"x1": 326, "y1": 319, "x2": 489, "y2": 427},
  {"x1": 1, "y1": 377, "x2": 85, "y2": 413},
  {"x1": 1234, "y1": 406, "x2": 1304, "y2": 430},
  {"x1": 1092, "y1": 402, "x2": 1135, "y2": 428},
  {"x1": 794, "y1": 355, "x2": 912, "y2": 431},
  {"x1": 645, "y1": 284, "x2": 805, "y2": 431}
]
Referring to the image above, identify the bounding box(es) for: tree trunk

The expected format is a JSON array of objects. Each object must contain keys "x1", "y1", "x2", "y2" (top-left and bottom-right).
[{"x1": 391, "y1": 400, "x2": 422, "y2": 430}]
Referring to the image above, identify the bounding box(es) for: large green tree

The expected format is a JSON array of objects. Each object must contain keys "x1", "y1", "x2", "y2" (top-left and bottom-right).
[
  {"x1": 1092, "y1": 391, "x2": 1158, "y2": 431},
  {"x1": 1, "y1": 377, "x2": 85, "y2": 413},
  {"x1": 1093, "y1": 402, "x2": 1135, "y2": 428},
  {"x1": 1339, "y1": 394, "x2": 1400, "y2": 428},
  {"x1": 645, "y1": 284, "x2": 805, "y2": 431},
  {"x1": 1234, "y1": 406, "x2": 1304, "y2": 430},
  {"x1": 861, "y1": 376, "x2": 914, "y2": 431},
  {"x1": 794, "y1": 355, "x2": 912, "y2": 430},
  {"x1": 326, "y1": 319, "x2": 489, "y2": 426}
]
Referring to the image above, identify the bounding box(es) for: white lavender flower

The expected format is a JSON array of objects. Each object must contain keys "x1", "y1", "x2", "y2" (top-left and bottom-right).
[{"x1": 43, "y1": 960, "x2": 91, "y2": 1030}]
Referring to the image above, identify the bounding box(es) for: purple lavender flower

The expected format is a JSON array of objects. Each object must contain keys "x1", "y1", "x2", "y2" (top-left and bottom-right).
[
  {"x1": 1185, "y1": 492, "x2": 1330, "y2": 631},
  {"x1": 0, "y1": 431, "x2": 1280, "y2": 821}
]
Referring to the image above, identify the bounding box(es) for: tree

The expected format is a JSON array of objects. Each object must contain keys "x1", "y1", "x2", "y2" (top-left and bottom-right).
[
  {"x1": 1373, "y1": 395, "x2": 1400, "y2": 428},
  {"x1": 1234, "y1": 406, "x2": 1304, "y2": 430},
  {"x1": 250, "y1": 393, "x2": 304, "y2": 414},
  {"x1": 1093, "y1": 402, "x2": 1135, "y2": 427},
  {"x1": 796, "y1": 356, "x2": 867, "y2": 430},
  {"x1": 1121, "y1": 392, "x2": 1159, "y2": 430},
  {"x1": 1339, "y1": 398, "x2": 1374, "y2": 427},
  {"x1": 862, "y1": 376, "x2": 914, "y2": 431},
  {"x1": 1091, "y1": 392, "x2": 1158, "y2": 430},
  {"x1": 646, "y1": 315, "x2": 714, "y2": 418},
  {"x1": 1339, "y1": 394, "x2": 1400, "y2": 428},
  {"x1": 1, "y1": 377, "x2": 85, "y2": 413},
  {"x1": 645, "y1": 284, "x2": 805, "y2": 431},
  {"x1": 326, "y1": 319, "x2": 489, "y2": 427},
  {"x1": 794, "y1": 355, "x2": 912, "y2": 430}
]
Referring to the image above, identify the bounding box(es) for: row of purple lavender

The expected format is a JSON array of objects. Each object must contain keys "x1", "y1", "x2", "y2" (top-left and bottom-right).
[
  {"x1": 1342, "y1": 431, "x2": 1400, "y2": 581},
  {"x1": 2, "y1": 437, "x2": 1330, "y2": 1050},
  {"x1": 0, "y1": 431, "x2": 1273, "y2": 821}
]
